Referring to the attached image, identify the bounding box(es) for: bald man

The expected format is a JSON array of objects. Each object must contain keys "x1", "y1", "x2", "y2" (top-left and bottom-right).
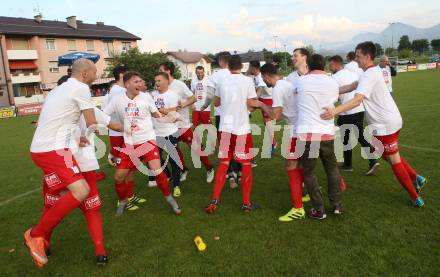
[
  {"x1": 25, "y1": 58, "x2": 98, "y2": 268},
  {"x1": 378, "y1": 55, "x2": 396, "y2": 97}
]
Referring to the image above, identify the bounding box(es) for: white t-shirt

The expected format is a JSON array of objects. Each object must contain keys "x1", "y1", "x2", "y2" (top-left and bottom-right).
[
  {"x1": 30, "y1": 78, "x2": 95, "y2": 153},
  {"x1": 169, "y1": 79, "x2": 193, "y2": 129},
  {"x1": 253, "y1": 73, "x2": 272, "y2": 99},
  {"x1": 355, "y1": 66, "x2": 402, "y2": 136},
  {"x1": 105, "y1": 84, "x2": 126, "y2": 136},
  {"x1": 296, "y1": 73, "x2": 339, "y2": 135},
  {"x1": 151, "y1": 90, "x2": 179, "y2": 137},
  {"x1": 378, "y1": 65, "x2": 393, "y2": 93},
  {"x1": 208, "y1": 68, "x2": 231, "y2": 116},
  {"x1": 272, "y1": 79, "x2": 298, "y2": 137},
  {"x1": 215, "y1": 74, "x2": 257, "y2": 135},
  {"x1": 104, "y1": 92, "x2": 158, "y2": 145},
  {"x1": 344, "y1": 61, "x2": 363, "y2": 77},
  {"x1": 332, "y1": 69, "x2": 365, "y2": 115},
  {"x1": 286, "y1": 70, "x2": 303, "y2": 85},
  {"x1": 191, "y1": 78, "x2": 211, "y2": 112},
  {"x1": 74, "y1": 108, "x2": 111, "y2": 172}
]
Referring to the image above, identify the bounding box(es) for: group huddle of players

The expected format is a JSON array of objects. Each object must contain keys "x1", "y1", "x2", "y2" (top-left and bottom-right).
[{"x1": 23, "y1": 41, "x2": 427, "y2": 268}]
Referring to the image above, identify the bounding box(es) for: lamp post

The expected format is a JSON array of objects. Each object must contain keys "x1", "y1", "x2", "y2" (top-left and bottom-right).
[
  {"x1": 273, "y1": 35, "x2": 279, "y2": 53},
  {"x1": 389, "y1": 22, "x2": 396, "y2": 50},
  {"x1": 283, "y1": 44, "x2": 287, "y2": 71}
]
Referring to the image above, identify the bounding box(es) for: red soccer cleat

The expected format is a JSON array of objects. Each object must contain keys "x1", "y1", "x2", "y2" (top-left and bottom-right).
[{"x1": 24, "y1": 229, "x2": 48, "y2": 268}]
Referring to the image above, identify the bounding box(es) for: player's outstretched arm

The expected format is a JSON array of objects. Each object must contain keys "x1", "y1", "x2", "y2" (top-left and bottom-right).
[
  {"x1": 321, "y1": 93, "x2": 364, "y2": 120},
  {"x1": 248, "y1": 98, "x2": 272, "y2": 118},
  {"x1": 201, "y1": 86, "x2": 215, "y2": 110},
  {"x1": 107, "y1": 121, "x2": 123, "y2": 132},
  {"x1": 179, "y1": 95, "x2": 197, "y2": 109},
  {"x1": 339, "y1": 81, "x2": 358, "y2": 94}
]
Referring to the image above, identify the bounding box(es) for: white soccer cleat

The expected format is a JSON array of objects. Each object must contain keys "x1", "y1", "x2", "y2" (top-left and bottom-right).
[{"x1": 206, "y1": 168, "x2": 215, "y2": 183}]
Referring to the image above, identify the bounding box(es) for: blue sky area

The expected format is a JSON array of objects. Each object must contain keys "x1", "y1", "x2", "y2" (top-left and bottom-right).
[{"x1": 3, "y1": 0, "x2": 440, "y2": 53}]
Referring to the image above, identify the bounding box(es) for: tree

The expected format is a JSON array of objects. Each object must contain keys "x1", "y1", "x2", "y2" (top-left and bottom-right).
[
  {"x1": 272, "y1": 52, "x2": 292, "y2": 67},
  {"x1": 305, "y1": 45, "x2": 315, "y2": 55},
  {"x1": 398, "y1": 35, "x2": 411, "y2": 51},
  {"x1": 374, "y1": 43, "x2": 384, "y2": 57},
  {"x1": 385, "y1": 47, "x2": 396, "y2": 56},
  {"x1": 262, "y1": 48, "x2": 273, "y2": 61},
  {"x1": 411, "y1": 39, "x2": 429, "y2": 54},
  {"x1": 399, "y1": 49, "x2": 411, "y2": 59},
  {"x1": 431, "y1": 39, "x2": 440, "y2": 53},
  {"x1": 107, "y1": 47, "x2": 181, "y2": 89}
]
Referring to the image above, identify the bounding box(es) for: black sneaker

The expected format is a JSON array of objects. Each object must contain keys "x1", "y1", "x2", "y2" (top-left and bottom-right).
[
  {"x1": 240, "y1": 202, "x2": 259, "y2": 212},
  {"x1": 365, "y1": 161, "x2": 380, "y2": 176},
  {"x1": 45, "y1": 247, "x2": 51, "y2": 258},
  {"x1": 339, "y1": 165, "x2": 353, "y2": 172},
  {"x1": 332, "y1": 205, "x2": 343, "y2": 215},
  {"x1": 308, "y1": 208, "x2": 327, "y2": 220},
  {"x1": 96, "y1": 255, "x2": 108, "y2": 266}
]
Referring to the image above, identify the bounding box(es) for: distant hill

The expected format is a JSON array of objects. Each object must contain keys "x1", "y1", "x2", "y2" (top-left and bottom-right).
[{"x1": 322, "y1": 22, "x2": 440, "y2": 54}]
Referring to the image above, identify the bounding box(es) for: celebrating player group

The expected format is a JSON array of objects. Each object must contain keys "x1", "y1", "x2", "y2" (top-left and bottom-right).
[{"x1": 24, "y1": 41, "x2": 428, "y2": 268}]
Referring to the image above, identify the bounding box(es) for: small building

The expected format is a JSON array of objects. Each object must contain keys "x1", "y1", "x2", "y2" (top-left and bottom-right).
[
  {"x1": 238, "y1": 51, "x2": 267, "y2": 73},
  {"x1": 167, "y1": 51, "x2": 212, "y2": 81},
  {"x1": 0, "y1": 15, "x2": 140, "y2": 108}
]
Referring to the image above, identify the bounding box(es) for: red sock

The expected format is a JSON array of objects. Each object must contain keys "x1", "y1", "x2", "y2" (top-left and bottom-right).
[
  {"x1": 39, "y1": 206, "x2": 53, "y2": 243},
  {"x1": 177, "y1": 148, "x2": 187, "y2": 170},
  {"x1": 31, "y1": 192, "x2": 80, "y2": 238},
  {"x1": 200, "y1": 155, "x2": 213, "y2": 171},
  {"x1": 241, "y1": 164, "x2": 253, "y2": 206},
  {"x1": 401, "y1": 157, "x2": 417, "y2": 181},
  {"x1": 339, "y1": 176, "x2": 347, "y2": 192},
  {"x1": 126, "y1": 181, "x2": 134, "y2": 199},
  {"x1": 391, "y1": 162, "x2": 419, "y2": 200},
  {"x1": 156, "y1": 172, "x2": 171, "y2": 197},
  {"x1": 115, "y1": 182, "x2": 126, "y2": 201},
  {"x1": 212, "y1": 162, "x2": 229, "y2": 201},
  {"x1": 287, "y1": 168, "x2": 303, "y2": 209},
  {"x1": 83, "y1": 210, "x2": 106, "y2": 256}
]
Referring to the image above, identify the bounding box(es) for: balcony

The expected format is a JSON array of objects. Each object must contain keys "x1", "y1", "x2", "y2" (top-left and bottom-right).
[
  {"x1": 7, "y1": 50, "x2": 38, "y2": 60},
  {"x1": 11, "y1": 73, "x2": 41, "y2": 84}
]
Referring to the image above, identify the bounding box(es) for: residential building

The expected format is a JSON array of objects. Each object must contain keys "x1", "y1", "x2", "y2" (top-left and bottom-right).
[
  {"x1": 167, "y1": 51, "x2": 212, "y2": 81},
  {"x1": 0, "y1": 15, "x2": 140, "y2": 107}
]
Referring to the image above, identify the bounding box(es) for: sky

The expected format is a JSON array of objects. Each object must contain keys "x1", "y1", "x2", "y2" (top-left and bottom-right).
[{"x1": 3, "y1": 0, "x2": 440, "y2": 53}]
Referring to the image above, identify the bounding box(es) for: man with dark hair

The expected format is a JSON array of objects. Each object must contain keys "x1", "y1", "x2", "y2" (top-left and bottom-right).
[
  {"x1": 321, "y1": 41, "x2": 427, "y2": 207},
  {"x1": 104, "y1": 71, "x2": 182, "y2": 215},
  {"x1": 329, "y1": 55, "x2": 379, "y2": 175},
  {"x1": 191, "y1": 66, "x2": 211, "y2": 127},
  {"x1": 261, "y1": 63, "x2": 305, "y2": 221},
  {"x1": 159, "y1": 62, "x2": 214, "y2": 189},
  {"x1": 104, "y1": 65, "x2": 146, "y2": 210},
  {"x1": 345, "y1": 51, "x2": 363, "y2": 77},
  {"x1": 206, "y1": 55, "x2": 270, "y2": 213},
  {"x1": 296, "y1": 54, "x2": 342, "y2": 219},
  {"x1": 287, "y1": 48, "x2": 309, "y2": 85},
  {"x1": 248, "y1": 60, "x2": 277, "y2": 156}
]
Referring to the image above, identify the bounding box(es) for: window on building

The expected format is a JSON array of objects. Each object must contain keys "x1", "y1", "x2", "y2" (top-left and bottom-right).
[
  {"x1": 67, "y1": 40, "x2": 76, "y2": 51},
  {"x1": 46, "y1": 39, "x2": 56, "y2": 51},
  {"x1": 49, "y1": 61, "x2": 59, "y2": 73},
  {"x1": 86, "y1": 40, "x2": 95, "y2": 51},
  {"x1": 122, "y1": 41, "x2": 131, "y2": 52},
  {"x1": 103, "y1": 40, "x2": 114, "y2": 56},
  {"x1": 11, "y1": 39, "x2": 29, "y2": 50}
]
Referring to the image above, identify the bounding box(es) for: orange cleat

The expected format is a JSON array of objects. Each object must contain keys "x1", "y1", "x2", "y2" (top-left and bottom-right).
[
  {"x1": 205, "y1": 199, "x2": 219, "y2": 214},
  {"x1": 24, "y1": 228, "x2": 48, "y2": 268}
]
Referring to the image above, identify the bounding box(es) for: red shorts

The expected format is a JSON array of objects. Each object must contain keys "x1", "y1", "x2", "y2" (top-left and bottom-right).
[
  {"x1": 286, "y1": 137, "x2": 300, "y2": 160},
  {"x1": 373, "y1": 130, "x2": 400, "y2": 156},
  {"x1": 259, "y1": 98, "x2": 273, "y2": 121},
  {"x1": 117, "y1": 140, "x2": 161, "y2": 170},
  {"x1": 31, "y1": 150, "x2": 83, "y2": 194},
  {"x1": 192, "y1": 111, "x2": 211, "y2": 126},
  {"x1": 178, "y1": 128, "x2": 193, "y2": 145},
  {"x1": 43, "y1": 171, "x2": 102, "y2": 211},
  {"x1": 109, "y1": 136, "x2": 124, "y2": 157},
  {"x1": 218, "y1": 132, "x2": 254, "y2": 162}
]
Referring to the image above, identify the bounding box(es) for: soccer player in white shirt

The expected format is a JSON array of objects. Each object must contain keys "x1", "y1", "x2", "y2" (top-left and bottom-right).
[
  {"x1": 191, "y1": 66, "x2": 212, "y2": 126},
  {"x1": 159, "y1": 62, "x2": 214, "y2": 183},
  {"x1": 321, "y1": 42, "x2": 426, "y2": 207},
  {"x1": 296, "y1": 54, "x2": 342, "y2": 219},
  {"x1": 25, "y1": 59, "x2": 98, "y2": 268},
  {"x1": 329, "y1": 55, "x2": 380, "y2": 175},
  {"x1": 378, "y1": 55, "x2": 395, "y2": 96},
  {"x1": 205, "y1": 55, "x2": 270, "y2": 213},
  {"x1": 286, "y1": 48, "x2": 310, "y2": 85},
  {"x1": 260, "y1": 63, "x2": 305, "y2": 221},
  {"x1": 151, "y1": 72, "x2": 184, "y2": 197},
  {"x1": 344, "y1": 51, "x2": 364, "y2": 77},
  {"x1": 104, "y1": 72, "x2": 182, "y2": 215}
]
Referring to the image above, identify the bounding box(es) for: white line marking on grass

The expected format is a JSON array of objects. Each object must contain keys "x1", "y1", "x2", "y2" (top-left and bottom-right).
[
  {"x1": 0, "y1": 162, "x2": 111, "y2": 207},
  {"x1": 400, "y1": 144, "x2": 440, "y2": 153}
]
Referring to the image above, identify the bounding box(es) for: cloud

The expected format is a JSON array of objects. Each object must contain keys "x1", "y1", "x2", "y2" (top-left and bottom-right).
[{"x1": 137, "y1": 39, "x2": 170, "y2": 53}]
